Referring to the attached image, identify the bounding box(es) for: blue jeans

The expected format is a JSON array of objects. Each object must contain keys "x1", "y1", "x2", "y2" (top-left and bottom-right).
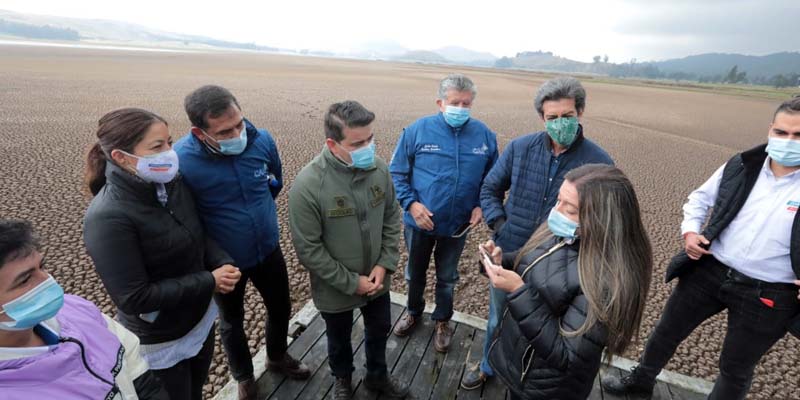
[
  {"x1": 404, "y1": 227, "x2": 467, "y2": 321},
  {"x1": 480, "y1": 284, "x2": 507, "y2": 376}
]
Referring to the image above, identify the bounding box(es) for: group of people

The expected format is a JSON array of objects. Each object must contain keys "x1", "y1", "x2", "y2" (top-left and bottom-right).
[{"x1": 0, "y1": 73, "x2": 798, "y2": 400}]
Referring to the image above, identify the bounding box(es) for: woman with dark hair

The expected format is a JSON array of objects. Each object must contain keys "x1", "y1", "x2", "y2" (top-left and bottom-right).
[
  {"x1": 482, "y1": 164, "x2": 653, "y2": 400},
  {"x1": 83, "y1": 108, "x2": 242, "y2": 400}
]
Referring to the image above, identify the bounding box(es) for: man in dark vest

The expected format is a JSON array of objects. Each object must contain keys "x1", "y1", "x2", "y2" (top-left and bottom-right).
[{"x1": 602, "y1": 96, "x2": 800, "y2": 400}]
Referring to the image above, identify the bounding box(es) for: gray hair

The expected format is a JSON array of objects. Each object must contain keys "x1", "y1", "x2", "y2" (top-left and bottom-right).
[
  {"x1": 438, "y1": 74, "x2": 477, "y2": 100},
  {"x1": 534, "y1": 77, "x2": 586, "y2": 117}
]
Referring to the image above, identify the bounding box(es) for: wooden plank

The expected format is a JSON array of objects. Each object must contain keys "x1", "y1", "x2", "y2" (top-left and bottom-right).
[
  {"x1": 407, "y1": 322, "x2": 463, "y2": 400},
  {"x1": 456, "y1": 329, "x2": 487, "y2": 400},
  {"x1": 269, "y1": 321, "x2": 330, "y2": 398},
  {"x1": 652, "y1": 381, "x2": 673, "y2": 400},
  {"x1": 350, "y1": 303, "x2": 409, "y2": 399},
  {"x1": 599, "y1": 367, "x2": 629, "y2": 400},
  {"x1": 668, "y1": 384, "x2": 706, "y2": 400},
  {"x1": 290, "y1": 310, "x2": 363, "y2": 400},
  {"x1": 388, "y1": 313, "x2": 437, "y2": 394},
  {"x1": 257, "y1": 313, "x2": 326, "y2": 398},
  {"x1": 588, "y1": 373, "x2": 604, "y2": 400},
  {"x1": 481, "y1": 369, "x2": 508, "y2": 400},
  {"x1": 429, "y1": 323, "x2": 473, "y2": 400}
]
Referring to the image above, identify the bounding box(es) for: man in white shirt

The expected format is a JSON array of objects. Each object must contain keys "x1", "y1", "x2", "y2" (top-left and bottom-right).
[{"x1": 602, "y1": 96, "x2": 800, "y2": 400}]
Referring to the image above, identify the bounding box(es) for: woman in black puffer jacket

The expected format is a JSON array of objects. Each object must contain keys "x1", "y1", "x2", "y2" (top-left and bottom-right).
[
  {"x1": 82, "y1": 108, "x2": 242, "y2": 400},
  {"x1": 482, "y1": 164, "x2": 653, "y2": 400}
]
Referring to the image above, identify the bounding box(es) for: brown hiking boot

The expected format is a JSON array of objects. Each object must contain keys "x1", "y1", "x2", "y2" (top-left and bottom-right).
[
  {"x1": 267, "y1": 353, "x2": 311, "y2": 379},
  {"x1": 393, "y1": 314, "x2": 418, "y2": 337},
  {"x1": 434, "y1": 321, "x2": 453, "y2": 353},
  {"x1": 237, "y1": 378, "x2": 258, "y2": 400}
]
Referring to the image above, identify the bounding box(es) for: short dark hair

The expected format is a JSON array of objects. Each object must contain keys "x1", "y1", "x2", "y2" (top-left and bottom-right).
[
  {"x1": 184, "y1": 85, "x2": 241, "y2": 130},
  {"x1": 774, "y1": 96, "x2": 800, "y2": 121},
  {"x1": 324, "y1": 101, "x2": 375, "y2": 142},
  {"x1": 0, "y1": 219, "x2": 41, "y2": 270}
]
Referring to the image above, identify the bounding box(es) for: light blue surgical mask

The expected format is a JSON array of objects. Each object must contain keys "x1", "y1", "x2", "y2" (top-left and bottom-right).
[
  {"x1": 0, "y1": 275, "x2": 64, "y2": 331},
  {"x1": 767, "y1": 137, "x2": 800, "y2": 167},
  {"x1": 203, "y1": 124, "x2": 248, "y2": 156},
  {"x1": 340, "y1": 141, "x2": 376, "y2": 169},
  {"x1": 443, "y1": 106, "x2": 470, "y2": 128},
  {"x1": 547, "y1": 207, "x2": 580, "y2": 241}
]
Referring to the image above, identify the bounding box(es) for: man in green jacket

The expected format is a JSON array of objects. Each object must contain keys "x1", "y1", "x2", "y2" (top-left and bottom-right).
[{"x1": 289, "y1": 100, "x2": 409, "y2": 400}]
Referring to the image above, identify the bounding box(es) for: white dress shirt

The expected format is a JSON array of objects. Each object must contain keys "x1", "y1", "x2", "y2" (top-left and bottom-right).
[{"x1": 681, "y1": 158, "x2": 800, "y2": 283}]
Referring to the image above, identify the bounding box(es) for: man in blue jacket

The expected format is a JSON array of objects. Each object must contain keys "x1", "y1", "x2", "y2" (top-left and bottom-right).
[
  {"x1": 390, "y1": 74, "x2": 498, "y2": 352},
  {"x1": 461, "y1": 77, "x2": 613, "y2": 390},
  {"x1": 174, "y1": 85, "x2": 309, "y2": 400}
]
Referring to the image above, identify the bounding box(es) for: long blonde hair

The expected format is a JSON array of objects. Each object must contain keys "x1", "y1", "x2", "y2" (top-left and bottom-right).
[{"x1": 514, "y1": 164, "x2": 653, "y2": 359}]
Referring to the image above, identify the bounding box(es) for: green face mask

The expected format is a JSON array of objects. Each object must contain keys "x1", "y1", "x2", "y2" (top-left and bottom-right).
[{"x1": 545, "y1": 117, "x2": 579, "y2": 147}]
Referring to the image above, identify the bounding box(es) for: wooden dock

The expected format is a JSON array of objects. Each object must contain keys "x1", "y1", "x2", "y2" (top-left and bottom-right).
[{"x1": 213, "y1": 293, "x2": 710, "y2": 400}]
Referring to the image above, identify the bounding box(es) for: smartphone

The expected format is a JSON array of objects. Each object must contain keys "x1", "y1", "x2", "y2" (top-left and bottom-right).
[
  {"x1": 452, "y1": 222, "x2": 472, "y2": 238},
  {"x1": 479, "y1": 245, "x2": 496, "y2": 269}
]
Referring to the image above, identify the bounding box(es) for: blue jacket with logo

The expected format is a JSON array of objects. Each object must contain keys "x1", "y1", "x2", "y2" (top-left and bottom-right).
[
  {"x1": 174, "y1": 119, "x2": 283, "y2": 269},
  {"x1": 480, "y1": 127, "x2": 613, "y2": 252},
  {"x1": 390, "y1": 113, "x2": 498, "y2": 237}
]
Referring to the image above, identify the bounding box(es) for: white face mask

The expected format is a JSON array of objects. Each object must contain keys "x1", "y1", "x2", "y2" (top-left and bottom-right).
[{"x1": 121, "y1": 149, "x2": 180, "y2": 183}]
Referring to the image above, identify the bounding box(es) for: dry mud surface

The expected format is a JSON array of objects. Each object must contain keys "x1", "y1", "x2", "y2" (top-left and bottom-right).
[{"x1": 0, "y1": 45, "x2": 796, "y2": 399}]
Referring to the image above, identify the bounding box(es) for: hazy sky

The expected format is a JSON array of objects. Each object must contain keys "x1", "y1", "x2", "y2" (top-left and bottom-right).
[{"x1": 1, "y1": 0, "x2": 798, "y2": 62}]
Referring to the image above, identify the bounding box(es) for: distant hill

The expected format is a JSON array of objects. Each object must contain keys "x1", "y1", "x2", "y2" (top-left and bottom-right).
[
  {"x1": 653, "y1": 52, "x2": 800, "y2": 80},
  {"x1": 496, "y1": 50, "x2": 800, "y2": 86},
  {"x1": 434, "y1": 46, "x2": 496, "y2": 66},
  {"x1": 392, "y1": 50, "x2": 450, "y2": 64},
  {"x1": 0, "y1": 9, "x2": 281, "y2": 52}
]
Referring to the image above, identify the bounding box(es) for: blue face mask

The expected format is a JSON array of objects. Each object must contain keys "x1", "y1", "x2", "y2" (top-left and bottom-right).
[
  {"x1": 767, "y1": 137, "x2": 800, "y2": 167},
  {"x1": 547, "y1": 207, "x2": 580, "y2": 241},
  {"x1": 0, "y1": 275, "x2": 64, "y2": 331},
  {"x1": 443, "y1": 105, "x2": 470, "y2": 128},
  {"x1": 342, "y1": 141, "x2": 376, "y2": 169},
  {"x1": 203, "y1": 124, "x2": 248, "y2": 156}
]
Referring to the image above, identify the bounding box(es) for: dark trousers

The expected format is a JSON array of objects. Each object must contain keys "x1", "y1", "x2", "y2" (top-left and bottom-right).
[
  {"x1": 638, "y1": 256, "x2": 799, "y2": 400},
  {"x1": 151, "y1": 326, "x2": 215, "y2": 400},
  {"x1": 320, "y1": 292, "x2": 391, "y2": 380},
  {"x1": 215, "y1": 247, "x2": 291, "y2": 381},
  {"x1": 404, "y1": 227, "x2": 467, "y2": 321}
]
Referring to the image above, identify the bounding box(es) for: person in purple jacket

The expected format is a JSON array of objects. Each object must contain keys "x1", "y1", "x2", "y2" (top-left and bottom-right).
[{"x1": 0, "y1": 219, "x2": 169, "y2": 399}]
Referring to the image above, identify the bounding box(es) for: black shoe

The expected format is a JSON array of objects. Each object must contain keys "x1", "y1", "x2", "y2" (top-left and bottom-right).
[
  {"x1": 460, "y1": 367, "x2": 488, "y2": 390},
  {"x1": 364, "y1": 374, "x2": 409, "y2": 398},
  {"x1": 600, "y1": 366, "x2": 656, "y2": 398},
  {"x1": 333, "y1": 375, "x2": 352, "y2": 400}
]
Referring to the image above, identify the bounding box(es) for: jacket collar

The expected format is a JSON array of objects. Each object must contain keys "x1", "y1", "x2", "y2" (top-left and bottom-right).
[
  {"x1": 192, "y1": 118, "x2": 258, "y2": 158},
  {"x1": 105, "y1": 161, "x2": 171, "y2": 204},
  {"x1": 322, "y1": 146, "x2": 377, "y2": 173},
  {"x1": 741, "y1": 143, "x2": 768, "y2": 170},
  {"x1": 436, "y1": 112, "x2": 470, "y2": 132}
]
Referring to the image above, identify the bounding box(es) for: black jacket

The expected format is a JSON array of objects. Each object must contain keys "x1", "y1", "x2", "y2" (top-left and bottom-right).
[
  {"x1": 83, "y1": 162, "x2": 233, "y2": 344},
  {"x1": 666, "y1": 143, "x2": 800, "y2": 282},
  {"x1": 488, "y1": 238, "x2": 607, "y2": 400},
  {"x1": 665, "y1": 143, "x2": 800, "y2": 337}
]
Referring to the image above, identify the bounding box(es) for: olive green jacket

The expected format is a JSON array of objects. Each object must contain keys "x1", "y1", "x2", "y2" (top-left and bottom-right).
[{"x1": 289, "y1": 147, "x2": 401, "y2": 313}]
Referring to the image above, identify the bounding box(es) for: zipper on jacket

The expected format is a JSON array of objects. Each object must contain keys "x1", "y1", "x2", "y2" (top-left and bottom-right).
[
  {"x1": 59, "y1": 337, "x2": 120, "y2": 394},
  {"x1": 487, "y1": 240, "x2": 568, "y2": 382},
  {"x1": 353, "y1": 171, "x2": 373, "y2": 277},
  {"x1": 449, "y1": 127, "x2": 460, "y2": 233},
  {"x1": 520, "y1": 344, "x2": 535, "y2": 383}
]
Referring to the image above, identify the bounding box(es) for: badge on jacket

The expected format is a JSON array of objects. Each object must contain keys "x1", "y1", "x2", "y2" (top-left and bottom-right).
[{"x1": 329, "y1": 196, "x2": 355, "y2": 217}]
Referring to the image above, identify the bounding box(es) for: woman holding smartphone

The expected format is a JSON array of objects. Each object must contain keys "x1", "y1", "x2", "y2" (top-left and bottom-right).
[
  {"x1": 481, "y1": 164, "x2": 653, "y2": 400},
  {"x1": 82, "y1": 108, "x2": 242, "y2": 400}
]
